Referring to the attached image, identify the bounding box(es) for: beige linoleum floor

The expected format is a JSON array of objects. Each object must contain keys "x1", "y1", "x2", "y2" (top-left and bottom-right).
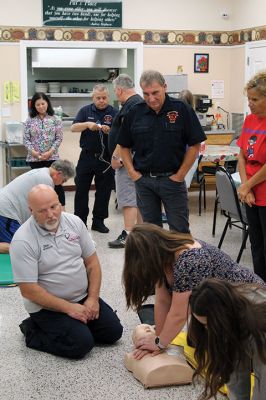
[{"x1": 1, "y1": 189, "x2": 253, "y2": 400}]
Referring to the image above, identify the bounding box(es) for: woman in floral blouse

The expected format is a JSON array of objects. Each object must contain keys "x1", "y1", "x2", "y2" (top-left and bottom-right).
[{"x1": 24, "y1": 92, "x2": 65, "y2": 205}]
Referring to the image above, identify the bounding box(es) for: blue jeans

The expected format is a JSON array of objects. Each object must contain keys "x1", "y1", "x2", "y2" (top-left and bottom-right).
[
  {"x1": 135, "y1": 175, "x2": 189, "y2": 233},
  {"x1": 24, "y1": 298, "x2": 123, "y2": 359}
]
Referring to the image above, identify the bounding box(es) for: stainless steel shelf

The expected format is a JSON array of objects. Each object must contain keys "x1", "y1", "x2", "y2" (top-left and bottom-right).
[
  {"x1": 9, "y1": 166, "x2": 30, "y2": 170},
  {"x1": 0, "y1": 141, "x2": 28, "y2": 183},
  {"x1": 46, "y1": 93, "x2": 93, "y2": 98}
]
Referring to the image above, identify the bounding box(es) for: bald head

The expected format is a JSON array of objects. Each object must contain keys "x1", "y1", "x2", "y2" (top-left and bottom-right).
[
  {"x1": 28, "y1": 185, "x2": 61, "y2": 232},
  {"x1": 28, "y1": 184, "x2": 58, "y2": 207}
]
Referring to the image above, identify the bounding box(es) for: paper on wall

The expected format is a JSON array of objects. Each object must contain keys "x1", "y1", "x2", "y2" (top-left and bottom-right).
[{"x1": 211, "y1": 80, "x2": 224, "y2": 98}]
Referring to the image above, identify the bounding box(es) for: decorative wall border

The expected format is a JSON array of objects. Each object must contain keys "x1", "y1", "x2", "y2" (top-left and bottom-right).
[{"x1": 0, "y1": 25, "x2": 266, "y2": 46}]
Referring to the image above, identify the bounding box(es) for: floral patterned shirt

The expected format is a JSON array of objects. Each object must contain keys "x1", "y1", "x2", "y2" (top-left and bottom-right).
[
  {"x1": 24, "y1": 114, "x2": 63, "y2": 162},
  {"x1": 170, "y1": 240, "x2": 265, "y2": 293}
]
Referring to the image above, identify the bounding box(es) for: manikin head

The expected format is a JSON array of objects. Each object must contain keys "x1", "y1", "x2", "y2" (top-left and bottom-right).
[
  {"x1": 132, "y1": 324, "x2": 156, "y2": 346},
  {"x1": 28, "y1": 184, "x2": 62, "y2": 232}
]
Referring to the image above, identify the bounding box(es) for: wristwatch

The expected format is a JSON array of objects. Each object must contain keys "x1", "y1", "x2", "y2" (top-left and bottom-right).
[{"x1": 155, "y1": 336, "x2": 167, "y2": 350}]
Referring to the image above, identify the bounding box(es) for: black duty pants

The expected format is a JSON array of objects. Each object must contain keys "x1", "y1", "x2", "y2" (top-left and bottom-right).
[
  {"x1": 74, "y1": 150, "x2": 114, "y2": 225},
  {"x1": 25, "y1": 298, "x2": 123, "y2": 359},
  {"x1": 29, "y1": 161, "x2": 65, "y2": 206},
  {"x1": 245, "y1": 204, "x2": 266, "y2": 282}
]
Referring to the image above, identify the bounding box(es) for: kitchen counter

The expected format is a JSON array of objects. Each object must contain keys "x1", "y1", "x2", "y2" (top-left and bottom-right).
[
  {"x1": 205, "y1": 129, "x2": 235, "y2": 135},
  {"x1": 205, "y1": 130, "x2": 235, "y2": 146}
]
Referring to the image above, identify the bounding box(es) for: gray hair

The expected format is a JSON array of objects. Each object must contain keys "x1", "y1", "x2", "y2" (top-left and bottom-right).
[
  {"x1": 50, "y1": 159, "x2": 75, "y2": 179},
  {"x1": 178, "y1": 90, "x2": 194, "y2": 108},
  {"x1": 245, "y1": 70, "x2": 266, "y2": 97},
  {"x1": 93, "y1": 84, "x2": 109, "y2": 95},
  {"x1": 140, "y1": 70, "x2": 166, "y2": 87},
  {"x1": 113, "y1": 74, "x2": 134, "y2": 90}
]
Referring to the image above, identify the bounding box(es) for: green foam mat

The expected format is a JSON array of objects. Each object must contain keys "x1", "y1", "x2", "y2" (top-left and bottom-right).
[{"x1": 0, "y1": 254, "x2": 14, "y2": 285}]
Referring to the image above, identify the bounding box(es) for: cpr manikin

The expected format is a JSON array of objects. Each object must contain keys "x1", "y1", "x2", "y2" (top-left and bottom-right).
[{"x1": 124, "y1": 324, "x2": 193, "y2": 388}]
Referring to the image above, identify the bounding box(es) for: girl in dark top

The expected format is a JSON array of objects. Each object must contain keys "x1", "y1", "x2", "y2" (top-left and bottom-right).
[
  {"x1": 188, "y1": 278, "x2": 266, "y2": 400},
  {"x1": 123, "y1": 223, "x2": 265, "y2": 360}
]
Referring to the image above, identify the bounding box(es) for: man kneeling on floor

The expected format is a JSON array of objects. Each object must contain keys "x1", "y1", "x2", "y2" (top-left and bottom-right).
[{"x1": 10, "y1": 184, "x2": 123, "y2": 359}]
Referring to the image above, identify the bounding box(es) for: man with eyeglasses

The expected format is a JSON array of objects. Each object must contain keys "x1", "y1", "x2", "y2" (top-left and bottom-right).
[
  {"x1": 10, "y1": 184, "x2": 123, "y2": 359},
  {"x1": 0, "y1": 159, "x2": 75, "y2": 254}
]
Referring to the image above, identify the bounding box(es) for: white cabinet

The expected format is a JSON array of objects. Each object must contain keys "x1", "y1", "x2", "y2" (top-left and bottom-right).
[{"x1": 164, "y1": 74, "x2": 188, "y2": 93}]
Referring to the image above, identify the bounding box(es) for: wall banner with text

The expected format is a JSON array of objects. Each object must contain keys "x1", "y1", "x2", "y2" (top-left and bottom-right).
[{"x1": 43, "y1": 0, "x2": 122, "y2": 28}]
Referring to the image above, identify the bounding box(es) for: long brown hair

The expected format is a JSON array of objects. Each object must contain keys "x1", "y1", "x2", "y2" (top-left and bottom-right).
[
  {"x1": 188, "y1": 279, "x2": 266, "y2": 400},
  {"x1": 122, "y1": 223, "x2": 194, "y2": 310}
]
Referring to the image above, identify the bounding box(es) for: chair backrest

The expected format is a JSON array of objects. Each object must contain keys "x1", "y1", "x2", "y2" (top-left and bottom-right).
[
  {"x1": 223, "y1": 139, "x2": 239, "y2": 173},
  {"x1": 215, "y1": 167, "x2": 247, "y2": 224},
  {"x1": 229, "y1": 138, "x2": 238, "y2": 146}
]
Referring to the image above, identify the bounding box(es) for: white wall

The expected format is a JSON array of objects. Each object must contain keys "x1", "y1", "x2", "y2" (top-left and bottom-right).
[
  {"x1": 0, "y1": 0, "x2": 42, "y2": 26},
  {"x1": 0, "y1": 0, "x2": 265, "y2": 31},
  {"x1": 232, "y1": 0, "x2": 266, "y2": 30},
  {"x1": 122, "y1": 0, "x2": 233, "y2": 30}
]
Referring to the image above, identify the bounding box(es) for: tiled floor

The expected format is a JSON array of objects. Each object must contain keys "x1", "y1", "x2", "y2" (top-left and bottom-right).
[{"x1": 0, "y1": 189, "x2": 253, "y2": 400}]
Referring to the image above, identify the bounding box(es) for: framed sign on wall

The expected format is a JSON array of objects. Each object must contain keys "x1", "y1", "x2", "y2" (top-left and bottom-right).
[
  {"x1": 194, "y1": 53, "x2": 209, "y2": 73},
  {"x1": 43, "y1": 0, "x2": 122, "y2": 28}
]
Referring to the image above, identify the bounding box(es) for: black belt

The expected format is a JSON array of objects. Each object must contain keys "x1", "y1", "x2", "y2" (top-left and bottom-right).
[
  {"x1": 83, "y1": 149, "x2": 101, "y2": 158},
  {"x1": 141, "y1": 171, "x2": 175, "y2": 178}
]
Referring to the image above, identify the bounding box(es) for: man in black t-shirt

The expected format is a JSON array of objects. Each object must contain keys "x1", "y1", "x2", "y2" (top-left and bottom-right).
[
  {"x1": 108, "y1": 75, "x2": 143, "y2": 248},
  {"x1": 117, "y1": 70, "x2": 206, "y2": 233}
]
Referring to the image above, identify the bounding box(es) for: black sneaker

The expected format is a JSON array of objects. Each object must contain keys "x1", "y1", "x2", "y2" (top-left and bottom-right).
[
  {"x1": 108, "y1": 230, "x2": 128, "y2": 248},
  {"x1": 91, "y1": 220, "x2": 109, "y2": 233},
  {"x1": 19, "y1": 317, "x2": 33, "y2": 336}
]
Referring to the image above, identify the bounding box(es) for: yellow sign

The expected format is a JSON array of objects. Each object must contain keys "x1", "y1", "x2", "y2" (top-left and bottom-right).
[
  {"x1": 4, "y1": 81, "x2": 12, "y2": 104},
  {"x1": 3, "y1": 81, "x2": 20, "y2": 104}
]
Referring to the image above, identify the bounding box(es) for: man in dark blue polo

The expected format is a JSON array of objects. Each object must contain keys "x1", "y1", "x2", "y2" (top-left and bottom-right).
[
  {"x1": 71, "y1": 84, "x2": 118, "y2": 233},
  {"x1": 118, "y1": 70, "x2": 206, "y2": 233}
]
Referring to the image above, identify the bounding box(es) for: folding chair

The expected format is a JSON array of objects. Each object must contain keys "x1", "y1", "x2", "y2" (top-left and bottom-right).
[
  {"x1": 212, "y1": 140, "x2": 239, "y2": 236},
  {"x1": 190, "y1": 155, "x2": 206, "y2": 216},
  {"x1": 215, "y1": 167, "x2": 249, "y2": 263}
]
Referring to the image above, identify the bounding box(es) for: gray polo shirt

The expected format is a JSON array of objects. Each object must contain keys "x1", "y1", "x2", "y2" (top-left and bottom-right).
[
  {"x1": 10, "y1": 212, "x2": 95, "y2": 313},
  {"x1": 0, "y1": 168, "x2": 53, "y2": 224}
]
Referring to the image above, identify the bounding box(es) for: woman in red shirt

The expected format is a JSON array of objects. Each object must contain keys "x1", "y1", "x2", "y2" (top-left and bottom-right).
[{"x1": 237, "y1": 71, "x2": 266, "y2": 282}]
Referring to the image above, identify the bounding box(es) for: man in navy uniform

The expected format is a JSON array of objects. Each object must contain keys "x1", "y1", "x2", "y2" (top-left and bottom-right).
[
  {"x1": 118, "y1": 70, "x2": 206, "y2": 233},
  {"x1": 72, "y1": 84, "x2": 118, "y2": 233}
]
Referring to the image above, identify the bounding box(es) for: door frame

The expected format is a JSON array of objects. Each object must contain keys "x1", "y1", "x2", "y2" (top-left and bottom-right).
[{"x1": 245, "y1": 40, "x2": 266, "y2": 115}]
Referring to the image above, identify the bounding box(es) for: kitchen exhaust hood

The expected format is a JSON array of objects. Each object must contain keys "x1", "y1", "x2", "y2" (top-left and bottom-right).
[{"x1": 32, "y1": 48, "x2": 127, "y2": 68}]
